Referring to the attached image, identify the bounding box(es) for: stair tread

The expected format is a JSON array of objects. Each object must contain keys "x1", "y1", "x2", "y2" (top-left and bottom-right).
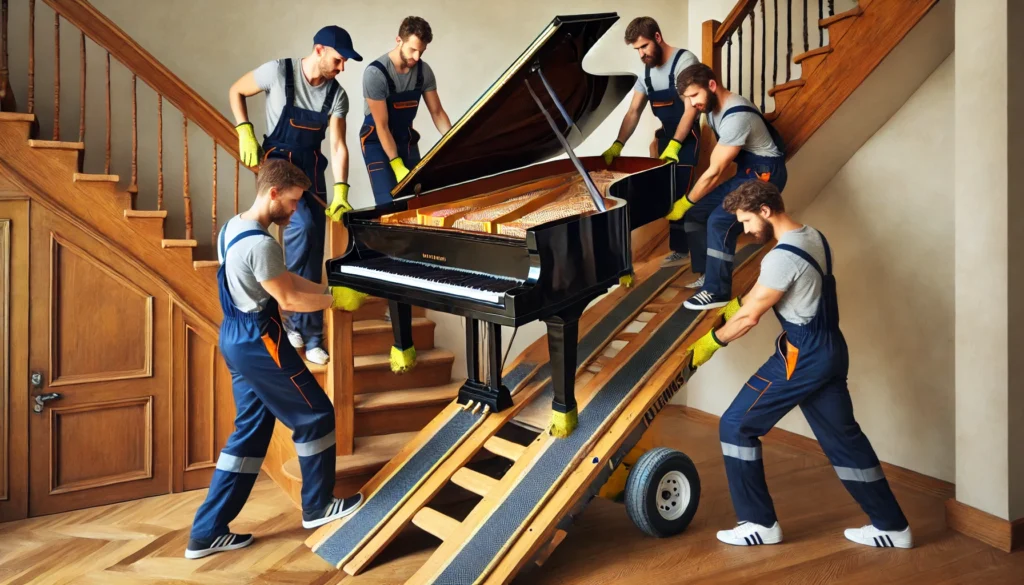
[
  {"x1": 768, "y1": 79, "x2": 806, "y2": 96},
  {"x1": 73, "y1": 173, "x2": 119, "y2": 182},
  {"x1": 0, "y1": 112, "x2": 36, "y2": 122},
  {"x1": 282, "y1": 431, "x2": 418, "y2": 480},
  {"x1": 125, "y1": 209, "x2": 167, "y2": 218},
  {"x1": 354, "y1": 348, "x2": 455, "y2": 371},
  {"x1": 161, "y1": 239, "x2": 198, "y2": 248},
  {"x1": 793, "y1": 45, "x2": 833, "y2": 63},
  {"x1": 353, "y1": 380, "x2": 462, "y2": 412},
  {"x1": 27, "y1": 139, "x2": 85, "y2": 150},
  {"x1": 353, "y1": 317, "x2": 432, "y2": 334},
  {"x1": 193, "y1": 260, "x2": 220, "y2": 269},
  {"x1": 820, "y1": 5, "x2": 863, "y2": 27}
]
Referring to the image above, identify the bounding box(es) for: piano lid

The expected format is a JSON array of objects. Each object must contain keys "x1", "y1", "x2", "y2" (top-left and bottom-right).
[{"x1": 393, "y1": 13, "x2": 636, "y2": 198}]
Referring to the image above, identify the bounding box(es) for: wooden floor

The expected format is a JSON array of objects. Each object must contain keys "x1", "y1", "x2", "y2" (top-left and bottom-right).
[{"x1": 2, "y1": 406, "x2": 1021, "y2": 585}]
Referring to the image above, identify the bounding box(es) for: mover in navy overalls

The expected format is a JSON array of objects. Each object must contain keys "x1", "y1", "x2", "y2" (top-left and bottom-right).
[
  {"x1": 229, "y1": 25, "x2": 362, "y2": 366},
  {"x1": 602, "y1": 16, "x2": 702, "y2": 270},
  {"x1": 668, "y1": 63, "x2": 788, "y2": 311},
  {"x1": 360, "y1": 16, "x2": 452, "y2": 373},
  {"x1": 688, "y1": 179, "x2": 912, "y2": 549},
  {"x1": 185, "y1": 160, "x2": 366, "y2": 560}
]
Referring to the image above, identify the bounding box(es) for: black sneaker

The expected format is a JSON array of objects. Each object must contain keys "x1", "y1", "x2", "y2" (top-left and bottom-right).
[
  {"x1": 302, "y1": 494, "x2": 363, "y2": 529},
  {"x1": 184, "y1": 532, "x2": 254, "y2": 559},
  {"x1": 684, "y1": 289, "x2": 729, "y2": 310}
]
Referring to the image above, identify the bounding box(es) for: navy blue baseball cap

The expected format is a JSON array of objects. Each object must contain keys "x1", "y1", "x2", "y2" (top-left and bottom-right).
[{"x1": 313, "y1": 25, "x2": 362, "y2": 62}]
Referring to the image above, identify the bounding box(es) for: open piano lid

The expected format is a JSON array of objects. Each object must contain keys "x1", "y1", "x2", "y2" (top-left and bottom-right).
[{"x1": 393, "y1": 13, "x2": 636, "y2": 198}]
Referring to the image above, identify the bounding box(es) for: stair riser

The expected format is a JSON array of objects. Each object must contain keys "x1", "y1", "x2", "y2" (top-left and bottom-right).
[
  {"x1": 355, "y1": 361, "x2": 453, "y2": 394},
  {"x1": 355, "y1": 402, "x2": 449, "y2": 437},
  {"x1": 126, "y1": 217, "x2": 166, "y2": 240},
  {"x1": 799, "y1": 53, "x2": 831, "y2": 78},
  {"x1": 2, "y1": 120, "x2": 34, "y2": 141},
  {"x1": 32, "y1": 149, "x2": 81, "y2": 176},
  {"x1": 772, "y1": 88, "x2": 801, "y2": 112},
  {"x1": 354, "y1": 302, "x2": 426, "y2": 321},
  {"x1": 355, "y1": 322, "x2": 435, "y2": 356},
  {"x1": 824, "y1": 19, "x2": 857, "y2": 45}
]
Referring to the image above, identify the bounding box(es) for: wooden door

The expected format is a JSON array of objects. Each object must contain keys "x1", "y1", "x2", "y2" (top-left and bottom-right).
[
  {"x1": 28, "y1": 204, "x2": 170, "y2": 516},
  {"x1": 0, "y1": 199, "x2": 29, "y2": 522}
]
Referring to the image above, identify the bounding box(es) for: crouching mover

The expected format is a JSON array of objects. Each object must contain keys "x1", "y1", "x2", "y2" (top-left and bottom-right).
[
  {"x1": 185, "y1": 160, "x2": 367, "y2": 560},
  {"x1": 687, "y1": 180, "x2": 912, "y2": 549}
]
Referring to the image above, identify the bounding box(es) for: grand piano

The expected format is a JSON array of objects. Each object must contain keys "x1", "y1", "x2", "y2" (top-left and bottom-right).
[{"x1": 327, "y1": 13, "x2": 680, "y2": 430}]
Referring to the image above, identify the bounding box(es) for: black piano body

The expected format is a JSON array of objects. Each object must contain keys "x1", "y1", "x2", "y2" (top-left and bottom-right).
[{"x1": 327, "y1": 13, "x2": 680, "y2": 425}]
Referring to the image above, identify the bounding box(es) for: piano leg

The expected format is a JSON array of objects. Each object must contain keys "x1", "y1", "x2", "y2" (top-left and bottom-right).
[
  {"x1": 457, "y1": 318, "x2": 512, "y2": 413},
  {"x1": 388, "y1": 300, "x2": 417, "y2": 373},
  {"x1": 544, "y1": 300, "x2": 589, "y2": 438}
]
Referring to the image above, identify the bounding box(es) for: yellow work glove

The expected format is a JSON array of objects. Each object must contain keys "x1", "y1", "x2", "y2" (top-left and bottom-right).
[
  {"x1": 329, "y1": 286, "x2": 367, "y2": 312},
  {"x1": 326, "y1": 182, "x2": 353, "y2": 222},
  {"x1": 236, "y1": 122, "x2": 262, "y2": 168},
  {"x1": 659, "y1": 139, "x2": 682, "y2": 163},
  {"x1": 602, "y1": 141, "x2": 624, "y2": 166},
  {"x1": 719, "y1": 297, "x2": 742, "y2": 321},
  {"x1": 688, "y1": 329, "x2": 726, "y2": 368},
  {"x1": 390, "y1": 157, "x2": 410, "y2": 185},
  {"x1": 666, "y1": 194, "x2": 695, "y2": 221}
]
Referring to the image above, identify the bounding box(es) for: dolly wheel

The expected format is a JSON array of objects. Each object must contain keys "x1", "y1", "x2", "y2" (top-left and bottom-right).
[{"x1": 625, "y1": 447, "x2": 701, "y2": 538}]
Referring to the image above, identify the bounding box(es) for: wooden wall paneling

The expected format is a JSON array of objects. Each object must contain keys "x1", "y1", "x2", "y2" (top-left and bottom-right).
[
  {"x1": 171, "y1": 299, "x2": 236, "y2": 492},
  {"x1": 0, "y1": 199, "x2": 29, "y2": 523}
]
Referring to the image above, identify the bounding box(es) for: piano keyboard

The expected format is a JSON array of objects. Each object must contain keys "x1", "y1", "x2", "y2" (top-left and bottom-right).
[{"x1": 338, "y1": 256, "x2": 524, "y2": 304}]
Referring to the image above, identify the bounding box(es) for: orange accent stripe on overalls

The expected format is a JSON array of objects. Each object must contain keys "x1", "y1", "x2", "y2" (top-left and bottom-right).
[
  {"x1": 289, "y1": 371, "x2": 313, "y2": 408},
  {"x1": 263, "y1": 146, "x2": 277, "y2": 163},
  {"x1": 393, "y1": 101, "x2": 419, "y2": 109},
  {"x1": 360, "y1": 125, "x2": 375, "y2": 153},
  {"x1": 289, "y1": 119, "x2": 323, "y2": 131}
]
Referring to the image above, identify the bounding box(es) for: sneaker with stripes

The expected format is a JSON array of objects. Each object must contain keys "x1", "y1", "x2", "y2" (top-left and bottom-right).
[
  {"x1": 184, "y1": 532, "x2": 254, "y2": 559},
  {"x1": 716, "y1": 521, "x2": 783, "y2": 546},
  {"x1": 844, "y1": 524, "x2": 913, "y2": 549},
  {"x1": 301, "y1": 494, "x2": 363, "y2": 529},
  {"x1": 683, "y1": 289, "x2": 729, "y2": 310},
  {"x1": 685, "y1": 274, "x2": 705, "y2": 289}
]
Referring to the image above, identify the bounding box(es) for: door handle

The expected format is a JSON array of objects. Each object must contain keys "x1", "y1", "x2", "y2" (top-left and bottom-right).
[{"x1": 33, "y1": 392, "x2": 61, "y2": 414}]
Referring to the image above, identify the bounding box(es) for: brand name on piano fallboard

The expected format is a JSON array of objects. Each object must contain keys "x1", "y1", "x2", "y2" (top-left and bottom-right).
[{"x1": 422, "y1": 253, "x2": 447, "y2": 263}]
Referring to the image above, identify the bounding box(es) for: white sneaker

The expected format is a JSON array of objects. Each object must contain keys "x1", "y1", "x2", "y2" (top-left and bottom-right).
[
  {"x1": 287, "y1": 330, "x2": 304, "y2": 349},
  {"x1": 685, "y1": 274, "x2": 705, "y2": 289},
  {"x1": 844, "y1": 525, "x2": 913, "y2": 549},
  {"x1": 716, "y1": 521, "x2": 783, "y2": 546},
  {"x1": 306, "y1": 347, "x2": 329, "y2": 365}
]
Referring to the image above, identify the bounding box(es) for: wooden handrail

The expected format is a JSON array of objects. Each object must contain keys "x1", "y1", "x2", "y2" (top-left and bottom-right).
[
  {"x1": 714, "y1": 0, "x2": 759, "y2": 45},
  {"x1": 42, "y1": 0, "x2": 250, "y2": 171}
]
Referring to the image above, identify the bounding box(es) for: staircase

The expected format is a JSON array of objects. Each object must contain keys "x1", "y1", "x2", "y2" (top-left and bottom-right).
[{"x1": 0, "y1": 0, "x2": 459, "y2": 512}]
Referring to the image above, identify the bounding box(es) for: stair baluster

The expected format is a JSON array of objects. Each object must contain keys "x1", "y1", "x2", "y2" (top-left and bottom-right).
[
  {"x1": 51, "y1": 12, "x2": 57, "y2": 139},
  {"x1": 818, "y1": 0, "x2": 824, "y2": 46},
  {"x1": 802, "y1": 0, "x2": 809, "y2": 53},
  {"x1": 130, "y1": 74, "x2": 137, "y2": 192},
  {"x1": 183, "y1": 117, "x2": 192, "y2": 240},
  {"x1": 773, "y1": 0, "x2": 778, "y2": 98},
  {"x1": 786, "y1": 0, "x2": 792, "y2": 82},
  {"x1": 726, "y1": 37, "x2": 731, "y2": 89},
  {"x1": 27, "y1": 0, "x2": 33, "y2": 113},
  {"x1": 103, "y1": 50, "x2": 109, "y2": 173},
  {"x1": 748, "y1": 11, "x2": 754, "y2": 103},
  {"x1": 157, "y1": 94, "x2": 163, "y2": 209},
  {"x1": 233, "y1": 159, "x2": 239, "y2": 214},
  {"x1": 211, "y1": 145, "x2": 217, "y2": 244},
  {"x1": 77, "y1": 31, "x2": 83, "y2": 141},
  {"x1": 737, "y1": 22, "x2": 742, "y2": 95},
  {"x1": 760, "y1": 1, "x2": 766, "y2": 112}
]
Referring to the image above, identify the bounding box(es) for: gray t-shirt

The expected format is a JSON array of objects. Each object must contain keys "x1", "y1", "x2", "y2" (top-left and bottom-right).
[
  {"x1": 757, "y1": 226, "x2": 828, "y2": 325},
  {"x1": 632, "y1": 48, "x2": 699, "y2": 96},
  {"x1": 362, "y1": 54, "x2": 437, "y2": 117},
  {"x1": 217, "y1": 216, "x2": 287, "y2": 313},
  {"x1": 706, "y1": 93, "x2": 783, "y2": 157},
  {"x1": 253, "y1": 58, "x2": 349, "y2": 133}
]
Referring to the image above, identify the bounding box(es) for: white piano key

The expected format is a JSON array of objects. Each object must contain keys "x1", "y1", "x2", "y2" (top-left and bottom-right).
[{"x1": 339, "y1": 265, "x2": 504, "y2": 304}]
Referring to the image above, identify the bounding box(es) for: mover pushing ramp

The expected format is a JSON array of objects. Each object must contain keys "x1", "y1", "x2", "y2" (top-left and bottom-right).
[
  {"x1": 307, "y1": 256, "x2": 692, "y2": 570},
  {"x1": 307, "y1": 242, "x2": 766, "y2": 584}
]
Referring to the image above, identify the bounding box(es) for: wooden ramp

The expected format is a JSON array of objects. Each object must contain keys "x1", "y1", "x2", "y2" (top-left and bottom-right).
[{"x1": 305, "y1": 242, "x2": 767, "y2": 584}]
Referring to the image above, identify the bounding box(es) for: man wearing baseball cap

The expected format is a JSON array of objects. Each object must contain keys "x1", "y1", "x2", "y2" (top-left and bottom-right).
[{"x1": 229, "y1": 25, "x2": 362, "y2": 366}]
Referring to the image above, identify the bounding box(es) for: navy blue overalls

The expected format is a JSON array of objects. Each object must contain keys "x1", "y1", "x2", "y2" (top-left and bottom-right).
[
  {"x1": 262, "y1": 59, "x2": 338, "y2": 352},
  {"x1": 189, "y1": 226, "x2": 338, "y2": 541},
  {"x1": 686, "y1": 105, "x2": 788, "y2": 298},
  {"x1": 647, "y1": 49, "x2": 701, "y2": 256},
  {"x1": 718, "y1": 232, "x2": 908, "y2": 531},
  {"x1": 360, "y1": 60, "x2": 423, "y2": 204}
]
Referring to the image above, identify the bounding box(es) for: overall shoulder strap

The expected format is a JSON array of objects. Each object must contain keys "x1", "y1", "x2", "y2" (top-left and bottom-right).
[
  {"x1": 321, "y1": 80, "x2": 340, "y2": 115},
  {"x1": 667, "y1": 49, "x2": 686, "y2": 82},
  {"x1": 720, "y1": 104, "x2": 787, "y2": 154},
  {"x1": 415, "y1": 61, "x2": 425, "y2": 91},
  {"x1": 815, "y1": 230, "x2": 833, "y2": 275},
  {"x1": 773, "y1": 243, "x2": 824, "y2": 278},
  {"x1": 368, "y1": 61, "x2": 396, "y2": 94},
  {"x1": 644, "y1": 65, "x2": 655, "y2": 95},
  {"x1": 221, "y1": 229, "x2": 272, "y2": 261},
  {"x1": 283, "y1": 59, "x2": 295, "y2": 106}
]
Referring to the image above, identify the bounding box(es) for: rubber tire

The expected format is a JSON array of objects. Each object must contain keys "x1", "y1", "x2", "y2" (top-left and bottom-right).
[{"x1": 625, "y1": 447, "x2": 701, "y2": 538}]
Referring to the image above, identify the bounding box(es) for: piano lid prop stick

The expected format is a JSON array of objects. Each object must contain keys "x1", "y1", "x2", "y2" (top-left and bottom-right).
[{"x1": 523, "y1": 72, "x2": 606, "y2": 213}]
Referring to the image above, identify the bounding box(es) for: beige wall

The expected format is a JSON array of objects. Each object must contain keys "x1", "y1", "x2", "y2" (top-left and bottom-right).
[{"x1": 955, "y1": 0, "x2": 1024, "y2": 522}]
